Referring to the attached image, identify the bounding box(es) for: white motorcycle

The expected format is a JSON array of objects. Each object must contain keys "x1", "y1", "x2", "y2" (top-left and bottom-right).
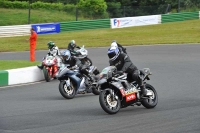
[{"x1": 72, "y1": 45, "x2": 93, "y2": 66}]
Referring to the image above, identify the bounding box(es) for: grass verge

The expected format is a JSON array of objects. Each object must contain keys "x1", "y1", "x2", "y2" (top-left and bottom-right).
[
  {"x1": 0, "y1": 60, "x2": 40, "y2": 70},
  {"x1": 0, "y1": 19, "x2": 200, "y2": 52},
  {"x1": 0, "y1": 8, "x2": 86, "y2": 26}
]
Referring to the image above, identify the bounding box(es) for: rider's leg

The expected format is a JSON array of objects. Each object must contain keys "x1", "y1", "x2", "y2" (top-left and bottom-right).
[{"x1": 132, "y1": 70, "x2": 147, "y2": 96}]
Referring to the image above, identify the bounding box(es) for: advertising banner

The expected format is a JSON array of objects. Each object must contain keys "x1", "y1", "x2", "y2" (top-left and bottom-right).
[
  {"x1": 110, "y1": 15, "x2": 160, "y2": 29},
  {"x1": 31, "y1": 23, "x2": 60, "y2": 34}
]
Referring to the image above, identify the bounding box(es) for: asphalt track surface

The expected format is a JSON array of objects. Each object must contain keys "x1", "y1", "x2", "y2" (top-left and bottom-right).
[{"x1": 0, "y1": 44, "x2": 200, "y2": 133}]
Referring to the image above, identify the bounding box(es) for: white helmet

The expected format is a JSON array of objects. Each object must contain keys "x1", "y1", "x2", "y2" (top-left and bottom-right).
[{"x1": 110, "y1": 42, "x2": 118, "y2": 48}]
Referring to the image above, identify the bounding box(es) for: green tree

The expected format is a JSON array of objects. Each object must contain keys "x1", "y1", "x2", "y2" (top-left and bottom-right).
[{"x1": 77, "y1": 0, "x2": 108, "y2": 18}]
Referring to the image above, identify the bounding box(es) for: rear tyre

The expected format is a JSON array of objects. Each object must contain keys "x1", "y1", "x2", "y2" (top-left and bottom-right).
[
  {"x1": 92, "y1": 85, "x2": 100, "y2": 95},
  {"x1": 99, "y1": 89, "x2": 121, "y2": 114},
  {"x1": 141, "y1": 83, "x2": 158, "y2": 108},
  {"x1": 83, "y1": 57, "x2": 92, "y2": 66},
  {"x1": 59, "y1": 81, "x2": 76, "y2": 99},
  {"x1": 43, "y1": 67, "x2": 51, "y2": 82}
]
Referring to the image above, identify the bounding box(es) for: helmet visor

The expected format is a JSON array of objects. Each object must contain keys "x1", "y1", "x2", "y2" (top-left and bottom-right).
[{"x1": 108, "y1": 52, "x2": 116, "y2": 59}]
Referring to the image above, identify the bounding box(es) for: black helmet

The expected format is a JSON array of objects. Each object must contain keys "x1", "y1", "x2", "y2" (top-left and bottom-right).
[{"x1": 69, "y1": 40, "x2": 76, "y2": 49}]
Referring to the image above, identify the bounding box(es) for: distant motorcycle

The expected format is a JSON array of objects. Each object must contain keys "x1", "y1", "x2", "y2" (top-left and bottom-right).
[
  {"x1": 98, "y1": 66, "x2": 158, "y2": 114},
  {"x1": 57, "y1": 65, "x2": 100, "y2": 99},
  {"x1": 42, "y1": 55, "x2": 59, "y2": 82},
  {"x1": 71, "y1": 45, "x2": 93, "y2": 66}
]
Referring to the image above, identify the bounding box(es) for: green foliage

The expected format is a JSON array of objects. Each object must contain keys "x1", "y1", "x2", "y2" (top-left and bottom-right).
[
  {"x1": 77, "y1": 0, "x2": 108, "y2": 18},
  {"x1": 106, "y1": 2, "x2": 122, "y2": 18},
  {"x1": 0, "y1": 0, "x2": 28, "y2": 9},
  {"x1": 0, "y1": 8, "x2": 86, "y2": 26},
  {"x1": 31, "y1": 1, "x2": 64, "y2": 11}
]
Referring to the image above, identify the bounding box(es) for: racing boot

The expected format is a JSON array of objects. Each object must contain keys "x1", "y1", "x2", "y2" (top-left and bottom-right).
[{"x1": 140, "y1": 85, "x2": 147, "y2": 98}]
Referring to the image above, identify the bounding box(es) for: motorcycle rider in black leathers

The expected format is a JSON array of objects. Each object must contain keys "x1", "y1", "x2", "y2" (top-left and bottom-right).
[
  {"x1": 61, "y1": 49, "x2": 96, "y2": 83},
  {"x1": 67, "y1": 40, "x2": 81, "y2": 56},
  {"x1": 111, "y1": 40, "x2": 127, "y2": 54},
  {"x1": 107, "y1": 46, "x2": 147, "y2": 97}
]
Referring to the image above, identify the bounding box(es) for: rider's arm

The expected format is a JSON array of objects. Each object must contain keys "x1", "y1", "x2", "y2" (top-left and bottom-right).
[
  {"x1": 76, "y1": 46, "x2": 81, "y2": 49},
  {"x1": 109, "y1": 60, "x2": 114, "y2": 66},
  {"x1": 121, "y1": 54, "x2": 132, "y2": 72},
  {"x1": 73, "y1": 57, "x2": 82, "y2": 67}
]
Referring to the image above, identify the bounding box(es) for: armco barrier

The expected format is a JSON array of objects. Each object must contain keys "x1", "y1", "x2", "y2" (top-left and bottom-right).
[
  {"x1": 0, "y1": 71, "x2": 8, "y2": 86},
  {"x1": 0, "y1": 24, "x2": 31, "y2": 38},
  {"x1": 60, "y1": 19, "x2": 110, "y2": 32},
  {"x1": 161, "y1": 11, "x2": 199, "y2": 23},
  {"x1": 0, "y1": 66, "x2": 44, "y2": 87}
]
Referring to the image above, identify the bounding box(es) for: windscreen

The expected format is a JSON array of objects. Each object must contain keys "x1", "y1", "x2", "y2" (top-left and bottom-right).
[{"x1": 99, "y1": 66, "x2": 116, "y2": 79}]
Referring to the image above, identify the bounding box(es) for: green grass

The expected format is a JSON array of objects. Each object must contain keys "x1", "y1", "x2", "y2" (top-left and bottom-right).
[
  {"x1": 0, "y1": 8, "x2": 86, "y2": 26},
  {"x1": 0, "y1": 19, "x2": 200, "y2": 52},
  {"x1": 0, "y1": 60, "x2": 40, "y2": 70}
]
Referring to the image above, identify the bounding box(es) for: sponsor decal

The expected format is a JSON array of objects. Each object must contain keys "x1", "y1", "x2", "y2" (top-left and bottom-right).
[
  {"x1": 32, "y1": 23, "x2": 60, "y2": 35},
  {"x1": 113, "y1": 19, "x2": 120, "y2": 27},
  {"x1": 126, "y1": 93, "x2": 136, "y2": 102},
  {"x1": 120, "y1": 89, "x2": 126, "y2": 97},
  {"x1": 36, "y1": 26, "x2": 56, "y2": 33}
]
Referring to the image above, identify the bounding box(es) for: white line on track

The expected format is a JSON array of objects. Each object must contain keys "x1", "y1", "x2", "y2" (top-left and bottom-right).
[{"x1": 0, "y1": 81, "x2": 45, "y2": 89}]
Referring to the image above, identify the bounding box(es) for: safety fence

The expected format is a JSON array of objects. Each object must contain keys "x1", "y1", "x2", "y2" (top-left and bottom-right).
[
  {"x1": 60, "y1": 19, "x2": 110, "y2": 32},
  {"x1": 161, "y1": 11, "x2": 199, "y2": 23},
  {"x1": 0, "y1": 24, "x2": 31, "y2": 37}
]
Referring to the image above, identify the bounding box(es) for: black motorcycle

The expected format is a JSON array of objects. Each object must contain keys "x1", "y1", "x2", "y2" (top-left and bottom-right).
[{"x1": 98, "y1": 66, "x2": 158, "y2": 114}]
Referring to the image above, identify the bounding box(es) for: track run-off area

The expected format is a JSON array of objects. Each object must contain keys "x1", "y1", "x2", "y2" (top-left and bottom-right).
[{"x1": 0, "y1": 44, "x2": 200, "y2": 133}]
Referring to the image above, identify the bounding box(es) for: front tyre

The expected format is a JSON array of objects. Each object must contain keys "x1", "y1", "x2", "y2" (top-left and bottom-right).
[
  {"x1": 43, "y1": 67, "x2": 51, "y2": 82},
  {"x1": 141, "y1": 83, "x2": 158, "y2": 108},
  {"x1": 99, "y1": 89, "x2": 121, "y2": 114},
  {"x1": 59, "y1": 81, "x2": 76, "y2": 99}
]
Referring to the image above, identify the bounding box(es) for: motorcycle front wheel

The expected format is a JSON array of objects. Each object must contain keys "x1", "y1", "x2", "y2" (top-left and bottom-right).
[
  {"x1": 59, "y1": 81, "x2": 76, "y2": 99},
  {"x1": 43, "y1": 67, "x2": 51, "y2": 82},
  {"x1": 99, "y1": 89, "x2": 121, "y2": 114}
]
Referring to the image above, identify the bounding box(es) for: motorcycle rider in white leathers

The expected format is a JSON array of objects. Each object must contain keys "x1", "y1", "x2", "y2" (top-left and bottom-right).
[{"x1": 37, "y1": 41, "x2": 62, "y2": 69}]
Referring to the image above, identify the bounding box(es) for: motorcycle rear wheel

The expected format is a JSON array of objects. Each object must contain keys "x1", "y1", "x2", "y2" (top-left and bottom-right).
[
  {"x1": 141, "y1": 83, "x2": 158, "y2": 108},
  {"x1": 43, "y1": 67, "x2": 51, "y2": 82},
  {"x1": 83, "y1": 57, "x2": 92, "y2": 66},
  {"x1": 59, "y1": 81, "x2": 76, "y2": 99},
  {"x1": 91, "y1": 85, "x2": 100, "y2": 95},
  {"x1": 99, "y1": 89, "x2": 121, "y2": 114}
]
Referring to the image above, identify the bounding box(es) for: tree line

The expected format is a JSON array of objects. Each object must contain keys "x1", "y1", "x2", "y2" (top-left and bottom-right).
[{"x1": 7, "y1": 0, "x2": 200, "y2": 8}]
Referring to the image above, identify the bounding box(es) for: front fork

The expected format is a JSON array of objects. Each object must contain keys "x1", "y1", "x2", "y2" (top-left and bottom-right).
[
  {"x1": 105, "y1": 89, "x2": 118, "y2": 101},
  {"x1": 65, "y1": 78, "x2": 70, "y2": 87}
]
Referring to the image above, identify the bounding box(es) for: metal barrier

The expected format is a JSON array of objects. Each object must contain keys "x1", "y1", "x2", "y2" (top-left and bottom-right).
[
  {"x1": 161, "y1": 11, "x2": 199, "y2": 23},
  {"x1": 60, "y1": 19, "x2": 110, "y2": 32},
  {"x1": 0, "y1": 24, "x2": 31, "y2": 38}
]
